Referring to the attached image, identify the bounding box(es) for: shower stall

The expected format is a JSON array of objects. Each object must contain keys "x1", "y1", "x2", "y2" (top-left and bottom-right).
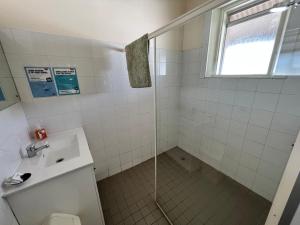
[{"x1": 152, "y1": 0, "x2": 300, "y2": 224}]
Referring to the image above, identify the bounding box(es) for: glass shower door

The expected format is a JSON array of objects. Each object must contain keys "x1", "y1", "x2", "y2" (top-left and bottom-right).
[{"x1": 153, "y1": 8, "x2": 294, "y2": 225}]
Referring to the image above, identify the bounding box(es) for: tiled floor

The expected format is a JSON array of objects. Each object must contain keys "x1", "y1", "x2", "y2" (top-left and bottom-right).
[
  {"x1": 98, "y1": 159, "x2": 169, "y2": 225},
  {"x1": 98, "y1": 147, "x2": 272, "y2": 225},
  {"x1": 156, "y1": 147, "x2": 272, "y2": 225}
]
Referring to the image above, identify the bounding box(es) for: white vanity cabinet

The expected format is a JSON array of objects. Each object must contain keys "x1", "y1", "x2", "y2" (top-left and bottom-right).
[
  {"x1": 2, "y1": 128, "x2": 105, "y2": 225},
  {"x1": 6, "y1": 165, "x2": 105, "y2": 225}
]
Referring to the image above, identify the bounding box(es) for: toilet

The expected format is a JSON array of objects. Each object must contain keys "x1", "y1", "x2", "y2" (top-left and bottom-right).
[{"x1": 43, "y1": 213, "x2": 81, "y2": 225}]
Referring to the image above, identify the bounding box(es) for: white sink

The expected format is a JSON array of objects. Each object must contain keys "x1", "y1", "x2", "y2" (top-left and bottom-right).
[
  {"x1": 44, "y1": 134, "x2": 80, "y2": 167},
  {"x1": 2, "y1": 128, "x2": 94, "y2": 197},
  {"x1": 1, "y1": 128, "x2": 105, "y2": 225}
]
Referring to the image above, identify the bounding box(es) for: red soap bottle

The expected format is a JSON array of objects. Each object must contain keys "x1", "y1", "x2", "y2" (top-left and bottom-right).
[{"x1": 35, "y1": 128, "x2": 48, "y2": 140}]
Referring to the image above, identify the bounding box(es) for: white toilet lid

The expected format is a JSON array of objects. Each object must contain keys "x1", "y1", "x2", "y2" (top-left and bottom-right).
[{"x1": 44, "y1": 213, "x2": 81, "y2": 225}]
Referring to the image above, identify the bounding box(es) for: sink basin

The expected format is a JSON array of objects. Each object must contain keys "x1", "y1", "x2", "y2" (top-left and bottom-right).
[
  {"x1": 2, "y1": 128, "x2": 94, "y2": 197},
  {"x1": 1, "y1": 128, "x2": 105, "y2": 225},
  {"x1": 44, "y1": 134, "x2": 80, "y2": 167}
]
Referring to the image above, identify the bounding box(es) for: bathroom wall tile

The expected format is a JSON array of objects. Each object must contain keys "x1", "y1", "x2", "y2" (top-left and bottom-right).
[
  {"x1": 47, "y1": 55, "x2": 72, "y2": 67},
  {"x1": 228, "y1": 120, "x2": 247, "y2": 137},
  {"x1": 43, "y1": 35, "x2": 69, "y2": 57},
  {"x1": 266, "y1": 130, "x2": 296, "y2": 152},
  {"x1": 220, "y1": 78, "x2": 238, "y2": 90},
  {"x1": 249, "y1": 109, "x2": 273, "y2": 129},
  {"x1": 271, "y1": 112, "x2": 300, "y2": 135},
  {"x1": 234, "y1": 91, "x2": 255, "y2": 107},
  {"x1": 231, "y1": 106, "x2": 251, "y2": 123},
  {"x1": 159, "y1": 49, "x2": 181, "y2": 63},
  {"x1": 218, "y1": 90, "x2": 235, "y2": 105},
  {"x1": 236, "y1": 166, "x2": 256, "y2": 189},
  {"x1": 245, "y1": 124, "x2": 268, "y2": 145},
  {"x1": 242, "y1": 139, "x2": 265, "y2": 158},
  {"x1": 276, "y1": 94, "x2": 300, "y2": 116},
  {"x1": 253, "y1": 93, "x2": 279, "y2": 112},
  {"x1": 239, "y1": 152, "x2": 260, "y2": 170},
  {"x1": 217, "y1": 103, "x2": 233, "y2": 119},
  {"x1": 210, "y1": 141, "x2": 225, "y2": 161},
  {"x1": 237, "y1": 79, "x2": 258, "y2": 92},
  {"x1": 257, "y1": 160, "x2": 285, "y2": 182},
  {"x1": 206, "y1": 101, "x2": 218, "y2": 115},
  {"x1": 253, "y1": 174, "x2": 279, "y2": 201},
  {"x1": 207, "y1": 78, "x2": 221, "y2": 89},
  {"x1": 221, "y1": 155, "x2": 238, "y2": 178},
  {"x1": 261, "y1": 146, "x2": 291, "y2": 168},
  {"x1": 226, "y1": 132, "x2": 244, "y2": 150},
  {"x1": 281, "y1": 77, "x2": 300, "y2": 94},
  {"x1": 69, "y1": 57, "x2": 94, "y2": 76},
  {"x1": 257, "y1": 79, "x2": 283, "y2": 94},
  {"x1": 215, "y1": 116, "x2": 230, "y2": 130},
  {"x1": 223, "y1": 147, "x2": 241, "y2": 166},
  {"x1": 67, "y1": 37, "x2": 92, "y2": 57},
  {"x1": 206, "y1": 88, "x2": 219, "y2": 102},
  {"x1": 213, "y1": 127, "x2": 228, "y2": 144},
  {"x1": 109, "y1": 165, "x2": 122, "y2": 176}
]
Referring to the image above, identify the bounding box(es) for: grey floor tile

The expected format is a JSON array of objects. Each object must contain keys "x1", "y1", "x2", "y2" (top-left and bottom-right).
[
  {"x1": 145, "y1": 213, "x2": 156, "y2": 225},
  {"x1": 156, "y1": 147, "x2": 272, "y2": 225},
  {"x1": 136, "y1": 219, "x2": 147, "y2": 225},
  {"x1": 98, "y1": 147, "x2": 272, "y2": 225}
]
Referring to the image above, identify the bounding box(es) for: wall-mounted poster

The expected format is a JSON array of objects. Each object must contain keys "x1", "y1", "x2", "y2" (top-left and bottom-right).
[
  {"x1": 53, "y1": 67, "x2": 80, "y2": 95},
  {"x1": 0, "y1": 87, "x2": 5, "y2": 101},
  {"x1": 24, "y1": 67, "x2": 57, "y2": 98}
]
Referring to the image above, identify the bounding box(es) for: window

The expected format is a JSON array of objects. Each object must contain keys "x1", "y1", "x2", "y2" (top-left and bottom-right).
[
  {"x1": 212, "y1": 0, "x2": 288, "y2": 76},
  {"x1": 274, "y1": 6, "x2": 300, "y2": 75}
]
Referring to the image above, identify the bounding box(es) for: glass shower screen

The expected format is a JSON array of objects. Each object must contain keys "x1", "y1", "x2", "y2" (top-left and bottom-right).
[{"x1": 153, "y1": 10, "x2": 284, "y2": 225}]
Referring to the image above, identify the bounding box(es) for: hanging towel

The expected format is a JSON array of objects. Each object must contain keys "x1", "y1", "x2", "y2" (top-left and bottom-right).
[{"x1": 125, "y1": 34, "x2": 152, "y2": 88}]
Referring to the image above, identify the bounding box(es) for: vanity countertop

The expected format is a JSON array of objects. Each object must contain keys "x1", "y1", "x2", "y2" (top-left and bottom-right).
[{"x1": 1, "y1": 127, "x2": 94, "y2": 197}]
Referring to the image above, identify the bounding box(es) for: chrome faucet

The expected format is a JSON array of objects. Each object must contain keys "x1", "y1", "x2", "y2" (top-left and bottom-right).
[{"x1": 26, "y1": 142, "x2": 50, "y2": 158}]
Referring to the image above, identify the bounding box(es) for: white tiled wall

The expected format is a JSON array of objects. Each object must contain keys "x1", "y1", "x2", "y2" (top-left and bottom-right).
[
  {"x1": 156, "y1": 48, "x2": 181, "y2": 154},
  {"x1": 0, "y1": 103, "x2": 30, "y2": 225},
  {"x1": 0, "y1": 28, "x2": 155, "y2": 180},
  {"x1": 178, "y1": 48, "x2": 300, "y2": 201}
]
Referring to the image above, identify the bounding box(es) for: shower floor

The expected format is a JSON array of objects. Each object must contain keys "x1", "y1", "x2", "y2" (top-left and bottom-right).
[
  {"x1": 157, "y1": 147, "x2": 272, "y2": 225},
  {"x1": 98, "y1": 147, "x2": 272, "y2": 225}
]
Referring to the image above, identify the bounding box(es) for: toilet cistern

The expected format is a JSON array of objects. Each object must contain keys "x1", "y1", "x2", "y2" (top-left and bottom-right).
[{"x1": 26, "y1": 142, "x2": 50, "y2": 158}]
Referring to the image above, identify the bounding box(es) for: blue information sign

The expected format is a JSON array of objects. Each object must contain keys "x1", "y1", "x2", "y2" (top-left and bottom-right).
[
  {"x1": 25, "y1": 67, "x2": 57, "y2": 98},
  {"x1": 53, "y1": 67, "x2": 80, "y2": 95},
  {"x1": 0, "y1": 87, "x2": 5, "y2": 101}
]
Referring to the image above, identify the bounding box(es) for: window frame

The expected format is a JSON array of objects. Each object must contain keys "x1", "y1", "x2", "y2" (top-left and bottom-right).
[{"x1": 207, "y1": 0, "x2": 290, "y2": 78}]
